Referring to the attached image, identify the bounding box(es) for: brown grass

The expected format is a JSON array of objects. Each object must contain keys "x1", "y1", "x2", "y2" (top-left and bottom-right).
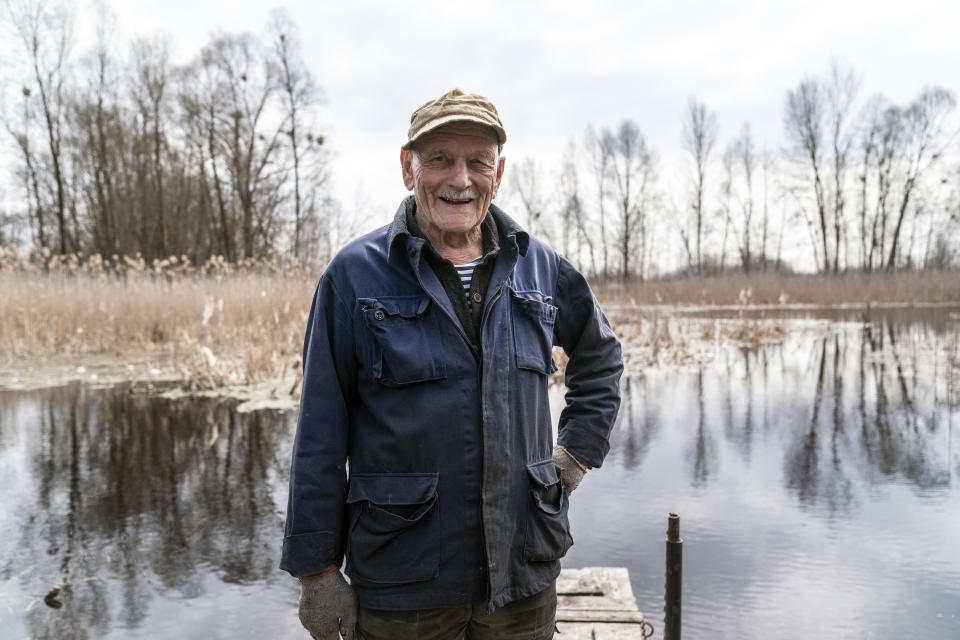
[
  {"x1": 2, "y1": 244, "x2": 955, "y2": 392},
  {"x1": 0, "y1": 245, "x2": 316, "y2": 390},
  {"x1": 594, "y1": 270, "x2": 960, "y2": 307}
]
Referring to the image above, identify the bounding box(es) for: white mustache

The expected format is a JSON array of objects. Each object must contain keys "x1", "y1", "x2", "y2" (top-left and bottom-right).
[{"x1": 438, "y1": 189, "x2": 477, "y2": 201}]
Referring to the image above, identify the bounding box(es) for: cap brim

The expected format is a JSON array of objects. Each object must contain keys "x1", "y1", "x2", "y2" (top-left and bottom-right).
[{"x1": 402, "y1": 114, "x2": 506, "y2": 150}]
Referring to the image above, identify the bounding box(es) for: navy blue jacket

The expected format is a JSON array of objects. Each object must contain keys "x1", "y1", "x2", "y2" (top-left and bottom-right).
[{"x1": 281, "y1": 197, "x2": 623, "y2": 612}]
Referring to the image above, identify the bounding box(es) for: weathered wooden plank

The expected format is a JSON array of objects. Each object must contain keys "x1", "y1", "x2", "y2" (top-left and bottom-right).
[
  {"x1": 557, "y1": 567, "x2": 639, "y2": 609},
  {"x1": 554, "y1": 567, "x2": 647, "y2": 639},
  {"x1": 556, "y1": 608, "x2": 646, "y2": 623},
  {"x1": 558, "y1": 594, "x2": 634, "y2": 610},
  {"x1": 555, "y1": 621, "x2": 649, "y2": 639}
]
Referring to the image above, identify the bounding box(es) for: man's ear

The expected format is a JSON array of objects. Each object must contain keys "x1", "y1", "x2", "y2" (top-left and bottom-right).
[
  {"x1": 401, "y1": 149, "x2": 415, "y2": 191},
  {"x1": 492, "y1": 156, "x2": 506, "y2": 198}
]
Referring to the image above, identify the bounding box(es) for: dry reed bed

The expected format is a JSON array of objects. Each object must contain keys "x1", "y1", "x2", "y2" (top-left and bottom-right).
[
  {"x1": 0, "y1": 245, "x2": 317, "y2": 390},
  {"x1": 594, "y1": 270, "x2": 960, "y2": 307},
  {"x1": 1, "y1": 245, "x2": 956, "y2": 392}
]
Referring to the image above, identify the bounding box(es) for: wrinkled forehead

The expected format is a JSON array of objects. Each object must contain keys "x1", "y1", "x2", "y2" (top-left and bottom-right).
[{"x1": 411, "y1": 122, "x2": 501, "y2": 155}]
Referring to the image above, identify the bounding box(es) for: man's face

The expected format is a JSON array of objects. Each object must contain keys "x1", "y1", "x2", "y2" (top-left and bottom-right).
[{"x1": 401, "y1": 122, "x2": 505, "y2": 239}]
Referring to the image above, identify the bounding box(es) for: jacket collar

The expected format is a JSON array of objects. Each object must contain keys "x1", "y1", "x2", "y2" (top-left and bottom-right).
[
  {"x1": 385, "y1": 197, "x2": 416, "y2": 256},
  {"x1": 488, "y1": 202, "x2": 530, "y2": 257},
  {"x1": 387, "y1": 195, "x2": 529, "y2": 260}
]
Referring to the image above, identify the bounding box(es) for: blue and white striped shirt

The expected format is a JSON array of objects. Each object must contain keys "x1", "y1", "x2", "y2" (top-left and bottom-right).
[{"x1": 453, "y1": 256, "x2": 483, "y2": 297}]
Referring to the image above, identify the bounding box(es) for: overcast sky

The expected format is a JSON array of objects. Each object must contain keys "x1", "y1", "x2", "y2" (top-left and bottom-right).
[{"x1": 8, "y1": 0, "x2": 960, "y2": 234}]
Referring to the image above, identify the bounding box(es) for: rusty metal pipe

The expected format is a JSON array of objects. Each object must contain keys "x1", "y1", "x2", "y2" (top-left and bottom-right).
[{"x1": 664, "y1": 512, "x2": 682, "y2": 640}]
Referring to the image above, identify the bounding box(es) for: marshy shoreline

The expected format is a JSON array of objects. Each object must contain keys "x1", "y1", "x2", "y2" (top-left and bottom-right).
[{"x1": 1, "y1": 249, "x2": 958, "y2": 398}]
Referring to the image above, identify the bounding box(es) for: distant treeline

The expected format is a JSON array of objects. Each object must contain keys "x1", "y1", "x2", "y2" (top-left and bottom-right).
[
  {"x1": 498, "y1": 67, "x2": 959, "y2": 279},
  {"x1": 2, "y1": 1, "x2": 959, "y2": 277},
  {"x1": 2, "y1": 0, "x2": 340, "y2": 265}
]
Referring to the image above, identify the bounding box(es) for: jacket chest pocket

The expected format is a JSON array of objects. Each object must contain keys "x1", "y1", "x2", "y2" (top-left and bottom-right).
[
  {"x1": 523, "y1": 459, "x2": 573, "y2": 562},
  {"x1": 510, "y1": 289, "x2": 558, "y2": 374},
  {"x1": 359, "y1": 296, "x2": 447, "y2": 386},
  {"x1": 345, "y1": 473, "x2": 440, "y2": 585}
]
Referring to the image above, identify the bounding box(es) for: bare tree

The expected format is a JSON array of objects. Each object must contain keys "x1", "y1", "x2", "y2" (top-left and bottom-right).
[
  {"x1": 0, "y1": 195, "x2": 18, "y2": 244},
  {"x1": 205, "y1": 33, "x2": 284, "y2": 259},
  {"x1": 681, "y1": 98, "x2": 717, "y2": 274},
  {"x1": 884, "y1": 86, "x2": 956, "y2": 270},
  {"x1": 508, "y1": 157, "x2": 549, "y2": 240},
  {"x1": 585, "y1": 126, "x2": 613, "y2": 279},
  {"x1": 725, "y1": 123, "x2": 757, "y2": 272},
  {"x1": 773, "y1": 175, "x2": 791, "y2": 270},
  {"x1": 926, "y1": 162, "x2": 960, "y2": 268},
  {"x1": 130, "y1": 36, "x2": 172, "y2": 258},
  {"x1": 180, "y1": 44, "x2": 237, "y2": 260},
  {"x1": 758, "y1": 148, "x2": 776, "y2": 268},
  {"x1": 867, "y1": 101, "x2": 901, "y2": 269},
  {"x1": 855, "y1": 95, "x2": 883, "y2": 269},
  {"x1": 853, "y1": 87, "x2": 957, "y2": 271},
  {"x1": 717, "y1": 150, "x2": 736, "y2": 270},
  {"x1": 825, "y1": 62, "x2": 859, "y2": 271},
  {"x1": 177, "y1": 67, "x2": 219, "y2": 260},
  {"x1": 5, "y1": 85, "x2": 47, "y2": 248},
  {"x1": 783, "y1": 65, "x2": 860, "y2": 272},
  {"x1": 784, "y1": 77, "x2": 830, "y2": 271},
  {"x1": 5, "y1": 0, "x2": 75, "y2": 253},
  {"x1": 607, "y1": 119, "x2": 656, "y2": 280},
  {"x1": 71, "y1": 1, "x2": 121, "y2": 256},
  {"x1": 557, "y1": 139, "x2": 594, "y2": 273},
  {"x1": 269, "y1": 9, "x2": 328, "y2": 260}
]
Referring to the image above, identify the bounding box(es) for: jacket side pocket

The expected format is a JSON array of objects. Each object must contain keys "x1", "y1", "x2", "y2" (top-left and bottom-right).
[
  {"x1": 345, "y1": 473, "x2": 440, "y2": 585},
  {"x1": 510, "y1": 289, "x2": 558, "y2": 374},
  {"x1": 523, "y1": 459, "x2": 573, "y2": 562}
]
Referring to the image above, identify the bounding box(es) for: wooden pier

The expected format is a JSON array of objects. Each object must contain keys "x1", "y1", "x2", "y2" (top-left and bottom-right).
[{"x1": 555, "y1": 567, "x2": 649, "y2": 639}]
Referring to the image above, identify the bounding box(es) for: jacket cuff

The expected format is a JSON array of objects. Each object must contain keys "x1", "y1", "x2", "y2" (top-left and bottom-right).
[
  {"x1": 557, "y1": 419, "x2": 611, "y2": 469},
  {"x1": 279, "y1": 531, "x2": 340, "y2": 578}
]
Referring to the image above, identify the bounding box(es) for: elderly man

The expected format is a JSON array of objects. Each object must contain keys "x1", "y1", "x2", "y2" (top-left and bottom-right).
[{"x1": 281, "y1": 88, "x2": 623, "y2": 640}]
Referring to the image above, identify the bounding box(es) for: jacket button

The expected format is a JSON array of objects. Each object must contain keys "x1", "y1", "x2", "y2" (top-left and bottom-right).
[
  {"x1": 473, "y1": 292, "x2": 482, "y2": 304},
  {"x1": 374, "y1": 310, "x2": 385, "y2": 321},
  {"x1": 409, "y1": 248, "x2": 417, "y2": 256}
]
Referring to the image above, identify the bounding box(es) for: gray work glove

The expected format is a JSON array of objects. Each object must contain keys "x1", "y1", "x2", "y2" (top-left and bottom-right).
[
  {"x1": 553, "y1": 445, "x2": 587, "y2": 494},
  {"x1": 298, "y1": 570, "x2": 357, "y2": 640}
]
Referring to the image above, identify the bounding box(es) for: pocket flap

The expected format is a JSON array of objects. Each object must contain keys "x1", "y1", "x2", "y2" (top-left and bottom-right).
[
  {"x1": 527, "y1": 459, "x2": 561, "y2": 488},
  {"x1": 509, "y1": 287, "x2": 552, "y2": 303},
  {"x1": 347, "y1": 473, "x2": 439, "y2": 505},
  {"x1": 510, "y1": 289, "x2": 557, "y2": 322},
  {"x1": 361, "y1": 296, "x2": 430, "y2": 319}
]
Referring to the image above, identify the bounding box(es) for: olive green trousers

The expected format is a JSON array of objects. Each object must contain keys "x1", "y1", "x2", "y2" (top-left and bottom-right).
[{"x1": 356, "y1": 581, "x2": 556, "y2": 640}]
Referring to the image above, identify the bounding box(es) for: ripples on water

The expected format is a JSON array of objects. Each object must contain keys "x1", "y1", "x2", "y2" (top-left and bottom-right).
[
  {"x1": 0, "y1": 311, "x2": 958, "y2": 639},
  {"x1": 563, "y1": 310, "x2": 960, "y2": 639}
]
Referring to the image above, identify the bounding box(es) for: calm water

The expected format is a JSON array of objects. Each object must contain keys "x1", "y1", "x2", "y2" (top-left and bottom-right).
[{"x1": 0, "y1": 312, "x2": 958, "y2": 639}]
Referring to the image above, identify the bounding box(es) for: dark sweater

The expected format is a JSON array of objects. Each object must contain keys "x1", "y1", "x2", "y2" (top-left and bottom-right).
[{"x1": 406, "y1": 206, "x2": 500, "y2": 351}]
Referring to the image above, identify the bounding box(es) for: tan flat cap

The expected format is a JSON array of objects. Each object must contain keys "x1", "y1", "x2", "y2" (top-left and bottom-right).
[{"x1": 402, "y1": 88, "x2": 506, "y2": 150}]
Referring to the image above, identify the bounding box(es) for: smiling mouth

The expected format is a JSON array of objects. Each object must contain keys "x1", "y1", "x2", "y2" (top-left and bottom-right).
[{"x1": 440, "y1": 197, "x2": 474, "y2": 205}]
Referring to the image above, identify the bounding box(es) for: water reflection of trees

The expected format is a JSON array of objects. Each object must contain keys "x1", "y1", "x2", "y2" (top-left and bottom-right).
[
  {"x1": 855, "y1": 322, "x2": 952, "y2": 488},
  {"x1": 783, "y1": 335, "x2": 856, "y2": 512},
  {"x1": 611, "y1": 316, "x2": 957, "y2": 508},
  {"x1": 1, "y1": 385, "x2": 293, "y2": 639},
  {"x1": 611, "y1": 375, "x2": 662, "y2": 471},
  {"x1": 688, "y1": 364, "x2": 715, "y2": 487}
]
